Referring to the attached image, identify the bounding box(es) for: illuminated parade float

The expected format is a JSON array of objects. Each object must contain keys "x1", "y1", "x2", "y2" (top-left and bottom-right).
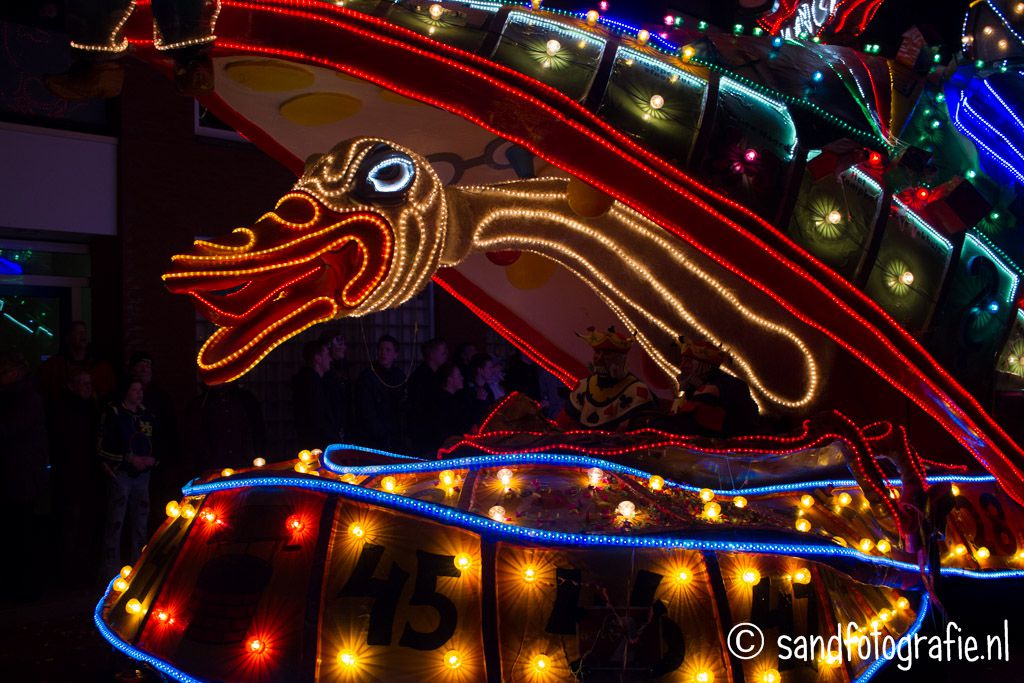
[{"x1": 87, "y1": 0, "x2": 1024, "y2": 680}]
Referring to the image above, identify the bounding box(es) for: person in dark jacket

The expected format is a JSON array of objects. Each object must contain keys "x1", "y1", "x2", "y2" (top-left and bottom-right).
[
  {"x1": 429, "y1": 362, "x2": 475, "y2": 452},
  {"x1": 292, "y1": 339, "x2": 342, "y2": 451},
  {"x1": 407, "y1": 337, "x2": 448, "y2": 454},
  {"x1": 319, "y1": 328, "x2": 352, "y2": 441},
  {"x1": 98, "y1": 378, "x2": 158, "y2": 580},
  {"x1": 353, "y1": 335, "x2": 406, "y2": 451},
  {"x1": 460, "y1": 352, "x2": 502, "y2": 427},
  {"x1": 665, "y1": 334, "x2": 759, "y2": 437}
]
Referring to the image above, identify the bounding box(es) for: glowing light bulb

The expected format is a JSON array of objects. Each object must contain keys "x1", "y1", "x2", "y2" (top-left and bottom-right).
[
  {"x1": 294, "y1": 462, "x2": 309, "y2": 474},
  {"x1": 155, "y1": 609, "x2": 172, "y2": 623},
  {"x1": 648, "y1": 475, "x2": 665, "y2": 491},
  {"x1": 532, "y1": 654, "x2": 551, "y2": 672},
  {"x1": 545, "y1": 39, "x2": 561, "y2": 56},
  {"x1": 695, "y1": 669, "x2": 714, "y2": 682},
  {"x1": 699, "y1": 488, "x2": 714, "y2": 502},
  {"x1": 125, "y1": 599, "x2": 143, "y2": 615},
  {"x1": 637, "y1": 29, "x2": 650, "y2": 45},
  {"x1": 675, "y1": 569, "x2": 690, "y2": 584},
  {"x1": 799, "y1": 494, "x2": 814, "y2": 509},
  {"x1": 339, "y1": 650, "x2": 357, "y2": 667},
  {"x1": 741, "y1": 568, "x2": 760, "y2": 585},
  {"x1": 896, "y1": 596, "x2": 910, "y2": 610},
  {"x1": 120, "y1": 565, "x2": 133, "y2": 579},
  {"x1": 599, "y1": 1, "x2": 608, "y2": 10},
  {"x1": 899, "y1": 271, "x2": 914, "y2": 287},
  {"x1": 253, "y1": 457, "x2": 266, "y2": 467},
  {"x1": 587, "y1": 467, "x2": 603, "y2": 486},
  {"x1": 180, "y1": 503, "x2": 196, "y2": 520},
  {"x1": 951, "y1": 484, "x2": 960, "y2": 496},
  {"x1": 489, "y1": 506, "x2": 506, "y2": 522},
  {"x1": 762, "y1": 669, "x2": 780, "y2": 683},
  {"x1": 879, "y1": 608, "x2": 893, "y2": 622},
  {"x1": 298, "y1": 449, "x2": 313, "y2": 463},
  {"x1": 429, "y1": 3, "x2": 443, "y2": 20},
  {"x1": 165, "y1": 501, "x2": 181, "y2": 518},
  {"x1": 341, "y1": 473, "x2": 357, "y2": 484},
  {"x1": 349, "y1": 523, "x2": 365, "y2": 538},
  {"x1": 439, "y1": 470, "x2": 456, "y2": 487},
  {"x1": 531, "y1": 0, "x2": 541, "y2": 9},
  {"x1": 795, "y1": 518, "x2": 811, "y2": 532},
  {"x1": 793, "y1": 568, "x2": 811, "y2": 584},
  {"x1": 286, "y1": 515, "x2": 304, "y2": 533},
  {"x1": 200, "y1": 509, "x2": 218, "y2": 524},
  {"x1": 524, "y1": 566, "x2": 537, "y2": 582},
  {"x1": 836, "y1": 492, "x2": 852, "y2": 506},
  {"x1": 916, "y1": 187, "x2": 930, "y2": 201},
  {"x1": 681, "y1": 45, "x2": 695, "y2": 61},
  {"x1": 703, "y1": 501, "x2": 721, "y2": 520},
  {"x1": 497, "y1": 468, "x2": 513, "y2": 488},
  {"x1": 744, "y1": 148, "x2": 759, "y2": 163},
  {"x1": 220, "y1": 468, "x2": 234, "y2": 477},
  {"x1": 826, "y1": 209, "x2": 843, "y2": 225},
  {"x1": 113, "y1": 577, "x2": 129, "y2": 592},
  {"x1": 586, "y1": 10, "x2": 599, "y2": 25},
  {"x1": 954, "y1": 543, "x2": 967, "y2": 556},
  {"x1": 983, "y1": 25, "x2": 995, "y2": 36},
  {"x1": 1017, "y1": 1, "x2": 1024, "y2": 14},
  {"x1": 616, "y1": 500, "x2": 636, "y2": 519},
  {"x1": 859, "y1": 538, "x2": 874, "y2": 552},
  {"x1": 454, "y1": 553, "x2": 472, "y2": 571},
  {"x1": 381, "y1": 476, "x2": 396, "y2": 493},
  {"x1": 733, "y1": 496, "x2": 747, "y2": 508},
  {"x1": 444, "y1": 649, "x2": 462, "y2": 669},
  {"x1": 876, "y1": 539, "x2": 891, "y2": 554},
  {"x1": 649, "y1": 94, "x2": 664, "y2": 110},
  {"x1": 311, "y1": 449, "x2": 322, "y2": 457},
  {"x1": 247, "y1": 638, "x2": 266, "y2": 654},
  {"x1": 976, "y1": 546, "x2": 990, "y2": 560}
]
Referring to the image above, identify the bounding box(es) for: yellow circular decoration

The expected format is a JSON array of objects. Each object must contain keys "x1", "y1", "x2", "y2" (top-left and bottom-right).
[
  {"x1": 224, "y1": 60, "x2": 315, "y2": 92},
  {"x1": 505, "y1": 251, "x2": 558, "y2": 290},
  {"x1": 567, "y1": 176, "x2": 615, "y2": 218},
  {"x1": 279, "y1": 93, "x2": 363, "y2": 126}
]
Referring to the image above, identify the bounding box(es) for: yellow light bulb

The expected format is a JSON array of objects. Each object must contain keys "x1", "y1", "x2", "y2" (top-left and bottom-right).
[
  {"x1": 125, "y1": 598, "x2": 143, "y2": 615},
  {"x1": 165, "y1": 501, "x2": 181, "y2": 518},
  {"x1": 616, "y1": 500, "x2": 636, "y2": 519},
  {"x1": 699, "y1": 488, "x2": 714, "y2": 502},
  {"x1": 976, "y1": 546, "x2": 990, "y2": 560},
  {"x1": 113, "y1": 577, "x2": 129, "y2": 592},
  {"x1": 637, "y1": 29, "x2": 650, "y2": 45},
  {"x1": 429, "y1": 3, "x2": 443, "y2": 20},
  {"x1": 294, "y1": 462, "x2": 309, "y2": 474},
  {"x1": 954, "y1": 544, "x2": 967, "y2": 556},
  {"x1": 338, "y1": 650, "x2": 357, "y2": 668},
  {"x1": 648, "y1": 475, "x2": 665, "y2": 491},
  {"x1": 349, "y1": 523, "x2": 365, "y2": 538},
  {"x1": 220, "y1": 468, "x2": 234, "y2": 477},
  {"x1": 253, "y1": 457, "x2": 266, "y2": 467},
  {"x1": 675, "y1": 569, "x2": 690, "y2": 584},
  {"x1": 341, "y1": 473, "x2": 357, "y2": 483},
  {"x1": 836, "y1": 492, "x2": 852, "y2": 506},
  {"x1": 497, "y1": 468, "x2": 514, "y2": 487},
  {"x1": 795, "y1": 518, "x2": 811, "y2": 532},
  {"x1": 762, "y1": 670, "x2": 780, "y2": 683},
  {"x1": 793, "y1": 568, "x2": 811, "y2": 584},
  {"x1": 896, "y1": 596, "x2": 910, "y2": 610},
  {"x1": 454, "y1": 553, "x2": 472, "y2": 571},
  {"x1": 489, "y1": 505, "x2": 506, "y2": 522},
  {"x1": 733, "y1": 496, "x2": 747, "y2": 508},
  {"x1": 695, "y1": 669, "x2": 714, "y2": 683},
  {"x1": 649, "y1": 94, "x2": 665, "y2": 111},
  {"x1": 876, "y1": 539, "x2": 891, "y2": 554},
  {"x1": 587, "y1": 467, "x2": 603, "y2": 486},
  {"x1": 120, "y1": 565, "x2": 133, "y2": 579},
  {"x1": 1016, "y1": 2, "x2": 1024, "y2": 14},
  {"x1": 870, "y1": 618, "x2": 882, "y2": 631},
  {"x1": 859, "y1": 538, "x2": 874, "y2": 552},
  {"x1": 524, "y1": 566, "x2": 537, "y2": 582},
  {"x1": 298, "y1": 449, "x2": 313, "y2": 463},
  {"x1": 180, "y1": 503, "x2": 196, "y2": 520},
  {"x1": 899, "y1": 270, "x2": 915, "y2": 287},
  {"x1": 533, "y1": 654, "x2": 551, "y2": 672},
  {"x1": 545, "y1": 39, "x2": 561, "y2": 57},
  {"x1": 586, "y1": 10, "x2": 599, "y2": 25},
  {"x1": 799, "y1": 494, "x2": 814, "y2": 509},
  {"x1": 682, "y1": 45, "x2": 695, "y2": 61},
  {"x1": 741, "y1": 568, "x2": 760, "y2": 585},
  {"x1": 439, "y1": 470, "x2": 455, "y2": 487},
  {"x1": 381, "y1": 476, "x2": 397, "y2": 493},
  {"x1": 951, "y1": 484, "x2": 960, "y2": 496},
  {"x1": 444, "y1": 649, "x2": 462, "y2": 669},
  {"x1": 703, "y1": 501, "x2": 721, "y2": 520}
]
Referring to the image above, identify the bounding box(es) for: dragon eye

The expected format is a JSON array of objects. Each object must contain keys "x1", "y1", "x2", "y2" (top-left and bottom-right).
[{"x1": 366, "y1": 155, "x2": 415, "y2": 193}]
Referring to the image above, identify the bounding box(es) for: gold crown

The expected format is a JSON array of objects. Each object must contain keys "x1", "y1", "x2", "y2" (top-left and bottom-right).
[
  {"x1": 577, "y1": 326, "x2": 634, "y2": 352},
  {"x1": 675, "y1": 334, "x2": 727, "y2": 365}
]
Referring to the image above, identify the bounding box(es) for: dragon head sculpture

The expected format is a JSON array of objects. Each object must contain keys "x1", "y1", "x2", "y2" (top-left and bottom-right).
[{"x1": 164, "y1": 138, "x2": 446, "y2": 384}]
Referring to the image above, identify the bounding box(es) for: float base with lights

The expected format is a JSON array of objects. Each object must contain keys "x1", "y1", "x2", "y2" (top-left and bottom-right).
[{"x1": 90, "y1": 1, "x2": 1024, "y2": 681}]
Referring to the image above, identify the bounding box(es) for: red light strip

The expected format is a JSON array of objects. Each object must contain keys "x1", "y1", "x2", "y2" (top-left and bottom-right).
[{"x1": 124, "y1": 1, "x2": 1024, "y2": 502}]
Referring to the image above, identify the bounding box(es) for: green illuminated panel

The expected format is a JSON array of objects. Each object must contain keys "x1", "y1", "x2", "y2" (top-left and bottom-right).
[
  {"x1": 863, "y1": 202, "x2": 953, "y2": 333},
  {"x1": 596, "y1": 47, "x2": 708, "y2": 165},
  {"x1": 787, "y1": 164, "x2": 884, "y2": 281},
  {"x1": 386, "y1": 1, "x2": 494, "y2": 52},
  {"x1": 996, "y1": 311, "x2": 1024, "y2": 387},
  {"x1": 718, "y1": 77, "x2": 798, "y2": 162},
  {"x1": 490, "y1": 10, "x2": 607, "y2": 102}
]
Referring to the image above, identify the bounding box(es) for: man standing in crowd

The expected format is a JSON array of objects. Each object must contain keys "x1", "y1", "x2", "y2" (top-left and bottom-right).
[
  {"x1": 407, "y1": 337, "x2": 448, "y2": 454},
  {"x1": 354, "y1": 335, "x2": 406, "y2": 451},
  {"x1": 292, "y1": 339, "x2": 342, "y2": 451}
]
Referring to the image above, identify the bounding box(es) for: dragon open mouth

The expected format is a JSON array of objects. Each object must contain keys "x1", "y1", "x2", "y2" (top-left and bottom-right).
[{"x1": 163, "y1": 191, "x2": 393, "y2": 384}]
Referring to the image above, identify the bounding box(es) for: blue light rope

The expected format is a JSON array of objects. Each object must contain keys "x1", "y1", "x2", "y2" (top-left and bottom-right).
[
  {"x1": 852, "y1": 593, "x2": 931, "y2": 683},
  {"x1": 181, "y1": 475, "x2": 1024, "y2": 581},
  {"x1": 94, "y1": 579, "x2": 204, "y2": 683},
  {"x1": 322, "y1": 443, "x2": 996, "y2": 496}
]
